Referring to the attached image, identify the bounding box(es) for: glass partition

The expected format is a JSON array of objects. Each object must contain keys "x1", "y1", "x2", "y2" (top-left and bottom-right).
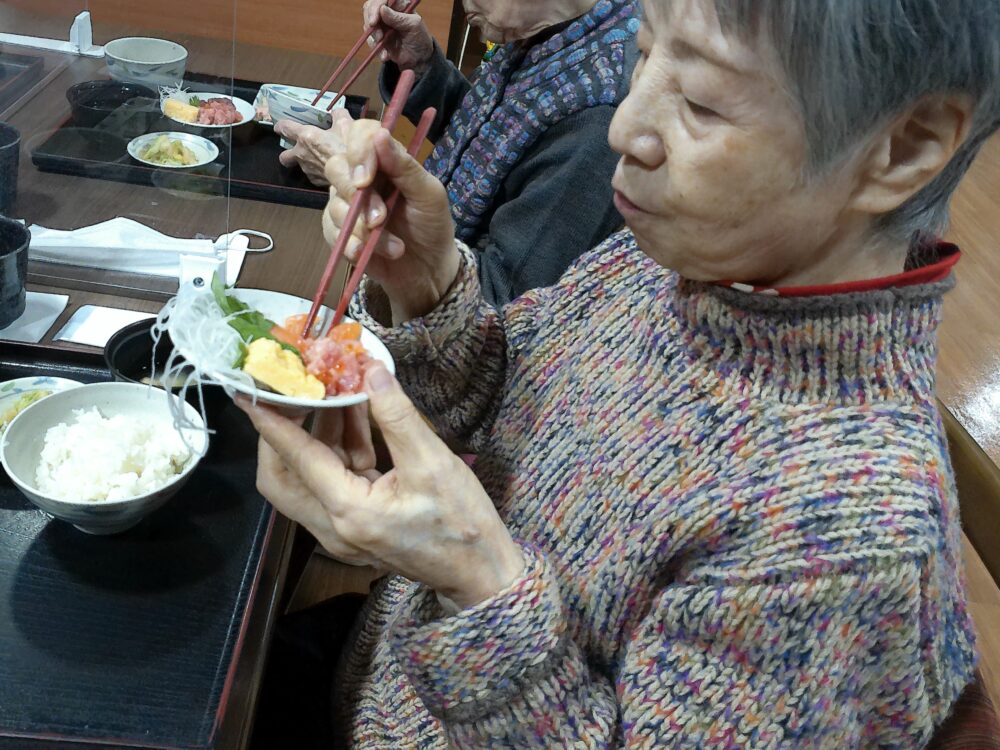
[
  {"x1": 0, "y1": 0, "x2": 240, "y2": 300},
  {"x1": 0, "y1": 0, "x2": 447, "y2": 311}
]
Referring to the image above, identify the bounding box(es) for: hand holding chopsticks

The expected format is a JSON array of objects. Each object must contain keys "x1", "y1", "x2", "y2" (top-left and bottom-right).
[
  {"x1": 306, "y1": 98, "x2": 462, "y2": 336},
  {"x1": 363, "y1": 0, "x2": 436, "y2": 69},
  {"x1": 303, "y1": 68, "x2": 418, "y2": 335},
  {"x1": 312, "y1": 0, "x2": 425, "y2": 111},
  {"x1": 329, "y1": 105, "x2": 437, "y2": 327}
]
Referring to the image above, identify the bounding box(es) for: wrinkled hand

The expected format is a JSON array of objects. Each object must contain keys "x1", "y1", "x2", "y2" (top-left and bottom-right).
[
  {"x1": 324, "y1": 120, "x2": 460, "y2": 323},
  {"x1": 275, "y1": 111, "x2": 353, "y2": 187},
  {"x1": 239, "y1": 362, "x2": 524, "y2": 612},
  {"x1": 362, "y1": 0, "x2": 435, "y2": 73},
  {"x1": 250, "y1": 403, "x2": 379, "y2": 565}
]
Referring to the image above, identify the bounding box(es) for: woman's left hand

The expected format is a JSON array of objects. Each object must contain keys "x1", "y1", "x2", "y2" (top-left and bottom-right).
[
  {"x1": 237, "y1": 362, "x2": 525, "y2": 612},
  {"x1": 275, "y1": 111, "x2": 353, "y2": 186}
]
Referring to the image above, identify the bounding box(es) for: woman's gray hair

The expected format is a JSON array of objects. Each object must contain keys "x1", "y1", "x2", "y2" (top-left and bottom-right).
[{"x1": 709, "y1": 0, "x2": 1000, "y2": 240}]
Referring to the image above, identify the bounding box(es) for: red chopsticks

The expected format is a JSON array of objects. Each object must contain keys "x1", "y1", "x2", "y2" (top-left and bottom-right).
[
  {"x1": 328, "y1": 105, "x2": 436, "y2": 330},
  {"x1": 303, "y1": 69, "x2": 427, "y2": 336},
  {"x1": 311, "y1": 0, "x2": 422, "y2": 110}
]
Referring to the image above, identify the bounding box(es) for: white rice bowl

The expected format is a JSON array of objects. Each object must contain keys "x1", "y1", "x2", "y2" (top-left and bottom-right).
[
  {"x1": 0, "y1": 382, "x2": 208, "y2": 535},
  {"x1": 35, "y1": 407, "x2": 193, "y2": 502}
]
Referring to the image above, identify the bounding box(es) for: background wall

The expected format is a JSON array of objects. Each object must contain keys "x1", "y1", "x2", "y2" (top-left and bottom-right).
[{"x1": 3, "y1": 0, "x2": 457, "y2": 57}]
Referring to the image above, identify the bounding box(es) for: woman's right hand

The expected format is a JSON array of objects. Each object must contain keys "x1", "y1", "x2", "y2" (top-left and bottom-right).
[
  {"x1": 362, "y1": 0, "x2": 435, "y2": 74},
  {"x1": 324, "y1": 120, "x2": 460, "y2": 323}
]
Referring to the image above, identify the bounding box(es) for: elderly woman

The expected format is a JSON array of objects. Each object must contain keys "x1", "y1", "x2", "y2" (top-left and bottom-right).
[
  {"x1": 278, "y1": 0, "x2": 638, "y2": 306},
  {"x1": 242, "y1": 0, "x2": 999, "y2": 746}
]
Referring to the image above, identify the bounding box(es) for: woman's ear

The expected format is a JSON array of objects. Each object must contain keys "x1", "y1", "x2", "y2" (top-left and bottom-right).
[{"x1": 850, "y1": 94, "x2": 975, "y2": 216}]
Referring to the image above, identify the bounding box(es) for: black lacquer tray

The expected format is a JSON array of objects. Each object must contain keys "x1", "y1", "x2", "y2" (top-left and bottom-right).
[
  {"x1": 30, "y1": 73, "x2": 368, "y2": 210},
  {"x1": 0, "y1": 342, "x2": 281, "y2": 749},
  {"x1": 0, "y1": 51, "x2": 44, "y2": 113}
]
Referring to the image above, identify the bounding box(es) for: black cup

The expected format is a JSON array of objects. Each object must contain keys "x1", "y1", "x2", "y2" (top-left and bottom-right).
[
  {"x1": 0, "y1": 123, "x2": 19, "y2": 217},
  {"x1": 0, "y1": 216, "x2": 29, "y2": 329}
]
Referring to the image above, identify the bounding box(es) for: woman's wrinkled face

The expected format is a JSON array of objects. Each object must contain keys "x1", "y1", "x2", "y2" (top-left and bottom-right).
[
  {"x1": 609, "y1": 0, "x2": 864, "y2": 285},
  {"x1": 462, "y1": 0, "x2": 582, "y2": 43}
]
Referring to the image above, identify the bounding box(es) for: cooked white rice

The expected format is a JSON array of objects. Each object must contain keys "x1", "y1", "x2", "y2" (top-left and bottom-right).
[{"x1": 35, "y1": 407, "x2": 193, "y2": 502}]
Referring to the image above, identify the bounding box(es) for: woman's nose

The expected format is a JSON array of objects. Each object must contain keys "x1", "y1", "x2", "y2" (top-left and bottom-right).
[{"x1": 609, "y1": 92, "x2": 668, "y2": 168}]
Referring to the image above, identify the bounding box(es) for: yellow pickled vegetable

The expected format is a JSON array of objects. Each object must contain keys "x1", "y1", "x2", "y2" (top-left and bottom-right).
[
  {"x1": 0, "y1": 390, "x2": 50, "y2": 434},
  {"x1": 138, "y1": 135, "x2": 198, "y2": 166}
]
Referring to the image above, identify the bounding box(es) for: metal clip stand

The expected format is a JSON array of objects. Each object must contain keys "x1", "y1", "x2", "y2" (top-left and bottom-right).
[{"x1": 179, "y1": 252, "x2": 227, "y2": 292}]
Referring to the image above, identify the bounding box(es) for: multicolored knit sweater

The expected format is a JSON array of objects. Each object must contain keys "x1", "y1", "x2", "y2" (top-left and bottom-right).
[{"x1": 341, "y1": 231, "x2": 977, "y2": 748}]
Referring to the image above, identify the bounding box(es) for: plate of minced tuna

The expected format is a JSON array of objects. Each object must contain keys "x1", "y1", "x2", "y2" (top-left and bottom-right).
[
  {"x1": 153, "y1": 275, "x2": 395, "y2": 410},
  {"x1": 160, "y1": 88, "x2": 255, "y2": 128}
]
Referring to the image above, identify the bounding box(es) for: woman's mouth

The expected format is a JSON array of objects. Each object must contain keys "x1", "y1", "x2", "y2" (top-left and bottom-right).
[{"x1": 613, "y1": 189, "x2": 644, "y2": 217}]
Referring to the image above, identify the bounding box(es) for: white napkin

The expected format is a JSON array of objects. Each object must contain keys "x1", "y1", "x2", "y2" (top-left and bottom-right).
[
  {"x1": 0, "y1": 291, "x2": 69, "y2": 343},
  {"x1": 26, "y1": 218, "x2": 273, "y2": 287},
  {"x1": 52, "y1": 305, "x2": 156, "y2": 348}
]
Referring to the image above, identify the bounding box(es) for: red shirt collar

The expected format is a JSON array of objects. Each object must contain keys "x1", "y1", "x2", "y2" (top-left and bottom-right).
[{"x1": 717, "y1": 242, "x2": 961, "y2": 298}]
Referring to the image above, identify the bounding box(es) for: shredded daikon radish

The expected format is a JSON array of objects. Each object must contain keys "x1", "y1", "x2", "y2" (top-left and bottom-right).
[
  {"x1": 158, "y1": 83, "x2": 191, "y2": 104},
  {"x1": 151, "y1": 284, "x2": 256, "y2": 453}
]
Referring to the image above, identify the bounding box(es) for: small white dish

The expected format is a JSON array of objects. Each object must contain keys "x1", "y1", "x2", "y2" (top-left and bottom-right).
[
  {"x1": 169, "y1": 288, "x2": 395, "y2": 410},
  {"x1": 0, "y1": 382, "x2": 207, "y2": 535},
  {"x1": 127, "y1": 132, "x2": 219, "y2": 169},
  {"x1": 105, "y1": 37, "x2": 187, "y2": 88},
  {"x1": 261, "y1": 83, "x2": 346, "y2": 130},
  {"x1": 161, "y1": 92, "x2": 255, "y2": 129},
  {"x1": 0, "y1": 377, "x2": 83, "y2": 434}
]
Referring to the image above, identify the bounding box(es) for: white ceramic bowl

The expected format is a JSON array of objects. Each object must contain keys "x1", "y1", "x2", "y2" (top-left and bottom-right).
[
  {"x1": 261, "y1": 83, "x2": 347, "y2": 130},
  {"x1": 128, "y1": 132, "x2": 220, "y2": 169},
  {"x1": 162, "y1": 92, "x2": 255, "y2": 129},
  {"x1": 169, "y1": 288, "x2": 395, "y2": 410},
  {"x1": 105, "y1": 37, "x2": 188, "y2": 88},
  {"x1": 0, "y1": 382, "x2": 208, "y2": 535}
]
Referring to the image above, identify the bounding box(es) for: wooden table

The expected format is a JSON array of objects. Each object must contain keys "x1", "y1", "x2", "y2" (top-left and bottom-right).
[
  {"x1": 0, "y1": 8, "x2": 384, "y2": 747},
  {"x1": 942, "y1": 134, "x2": 1000, "y2": 466},
  {"x1": 939, "y1": 133, "x2": 1000, "y2": 586}
]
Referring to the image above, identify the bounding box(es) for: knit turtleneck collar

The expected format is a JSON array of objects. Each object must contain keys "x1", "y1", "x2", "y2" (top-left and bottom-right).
[{"x1": 669, "y1": 274, "x2": 954, "y2": 405}]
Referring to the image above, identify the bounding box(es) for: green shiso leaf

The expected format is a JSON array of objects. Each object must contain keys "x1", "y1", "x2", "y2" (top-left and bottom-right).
[{"x1": 209, "y1": 273, "x2": 303, "y2": 366}]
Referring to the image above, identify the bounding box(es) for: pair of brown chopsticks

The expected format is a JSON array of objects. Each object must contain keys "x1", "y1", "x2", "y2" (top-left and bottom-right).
[
  {"x1": 311, "y1": 0, "x2": 423, "y2": 111},
  {"x1": 303, "y1": 69, "x2": 436, "y2": 336}
]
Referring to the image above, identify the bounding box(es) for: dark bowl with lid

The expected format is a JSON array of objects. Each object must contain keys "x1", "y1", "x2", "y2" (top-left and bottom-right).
[
  {"x1": 66, "y1": 80, "x2": 157, "y2": 128},
  {"x1": 103, "y1": 317, "x2": 228, "y2": 424}
]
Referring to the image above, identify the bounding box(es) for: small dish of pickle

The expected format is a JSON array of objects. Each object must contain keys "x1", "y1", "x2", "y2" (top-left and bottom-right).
[
  {"x1": 0, "y1": 377, "x2": 84, "y2": 436},
  {"x1": 127, "y1": 132, "x2": 219, "y2": 169}
]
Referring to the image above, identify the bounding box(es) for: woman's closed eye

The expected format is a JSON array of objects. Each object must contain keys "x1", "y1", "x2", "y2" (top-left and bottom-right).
[{"x1": 685, "y1": 98, "x2": 722, "y2": 120}]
